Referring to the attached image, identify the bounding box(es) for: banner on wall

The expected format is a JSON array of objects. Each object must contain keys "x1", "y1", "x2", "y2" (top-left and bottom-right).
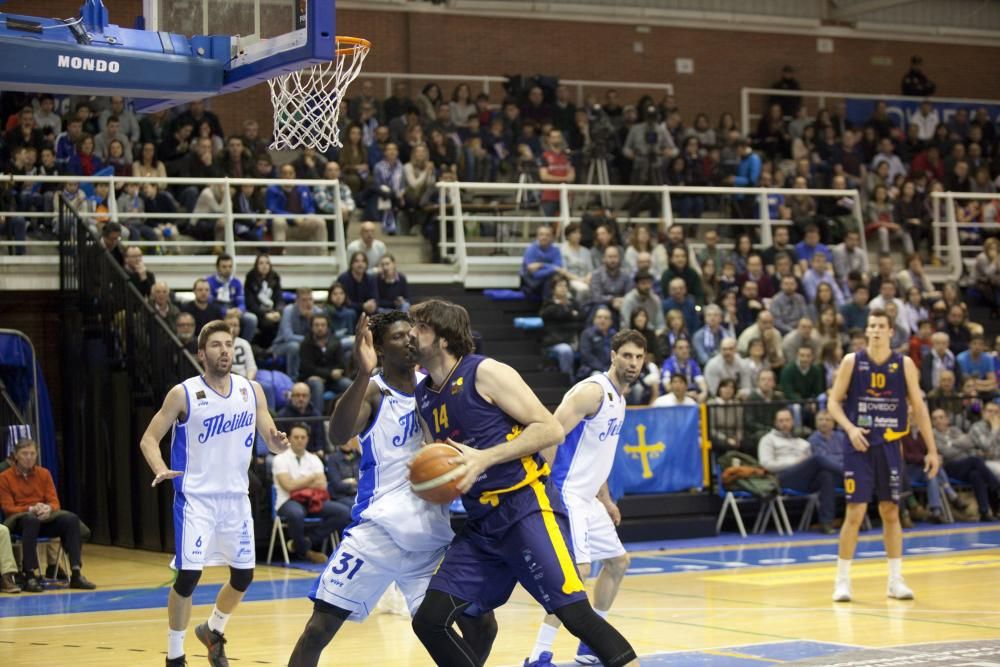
[
  {"x1": 843, "y1": 98, "x2": 1000, "y2": 134},
  {"x1": 607, "y1": 405, "x2": 703, "y2": 498}
]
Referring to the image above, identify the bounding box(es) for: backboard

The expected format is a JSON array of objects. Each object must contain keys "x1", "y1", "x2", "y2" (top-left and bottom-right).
[{"x1": 143, "y1": 0, "x2": 335, "y2": 94}]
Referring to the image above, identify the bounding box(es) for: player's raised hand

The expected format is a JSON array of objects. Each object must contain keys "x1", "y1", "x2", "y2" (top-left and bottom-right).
[
  {"x1": 446, "y1": 438, "x2": 486, "y2": 493},
  {"x1": 354, "y1": 313, "x2": 377, "y2": 377},
  {"x1": 152, "y1": 470, "x2": 183, "y2": 487},
  {"x1": 924, "y1": 452, "x2": 940, "y2": 479},
  {"x1": 270, "y1": 426, "x2": 290, "y2": 452},
  {"x1": 847, "y1": 425, "x2": 870, "y2": 452}
]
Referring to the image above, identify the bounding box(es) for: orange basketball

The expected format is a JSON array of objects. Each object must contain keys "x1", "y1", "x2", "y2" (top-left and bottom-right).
[{"x1": 409, "y1": 443, "x2": 465, "y2": 504}]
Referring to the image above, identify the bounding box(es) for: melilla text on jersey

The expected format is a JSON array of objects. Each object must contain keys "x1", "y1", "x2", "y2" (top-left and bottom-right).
[{"x1": 198, "y1": 410, "x2": 255, "y2": 443}]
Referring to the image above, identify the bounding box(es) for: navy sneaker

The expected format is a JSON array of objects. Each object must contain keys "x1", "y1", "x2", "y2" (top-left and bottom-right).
[
  {"x1": 576, "y1": 641, "x2": 600, "y2": 664},
  {"x1": 525, "y1": 651, "x2": 556, "y2": 667}
]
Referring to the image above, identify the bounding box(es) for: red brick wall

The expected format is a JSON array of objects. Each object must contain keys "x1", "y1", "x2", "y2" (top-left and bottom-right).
[{"x1": 7, "y1": 3, "x2": 1000, "y2": 137}]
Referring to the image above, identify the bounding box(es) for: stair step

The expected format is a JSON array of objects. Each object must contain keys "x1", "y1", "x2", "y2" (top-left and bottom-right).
[{"x1": 617, "y1": 516, "x2": 719, "y2": 542}]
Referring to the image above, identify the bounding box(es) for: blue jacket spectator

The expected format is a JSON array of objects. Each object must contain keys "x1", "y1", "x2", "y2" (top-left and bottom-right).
[
  {"x1": 794, "y1": 225, "x2": 833, "y2": 270},
  {"x1": 273, "y1": 289, "x2": 323, "y2": 380},
  {"x1": 266, "y1": 181, "x2": 318, "y2": 216},
  {"x1": 521, "y1": 225, "x2": 563, "y2": 299},
  {"x1": 732, "y1": 141, "x2": 761, "y2": 187},
  {"x1": 808, "y1": 412, "x2": 847, "y2": 470},
  {"x1": 661, "y1": 338, "x2": 706, "y2": 398},
  {"x1": 324, "y1": 282, "x2": 358, "y2": 339},
  {"x1": 337, "y1": 251, "x2": 379, "y2": 316},
  {"x1": 578, "y1": 307, "x2": 614, "y2": 379},
  {"x1": 957, "y1": 336, "x2": 997, "y2": 393},
  {"x1": 206, "y1": 255, "x2": 247, "y2": 311},
  {"x1": 662, "y1": 277, "x2": 701, "y2": 335}
]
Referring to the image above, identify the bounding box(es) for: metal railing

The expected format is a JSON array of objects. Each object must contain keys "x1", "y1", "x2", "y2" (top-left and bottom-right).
[
  {"x1": 930, "y1": 191, "x2": 999, "y2": 283},
  {"x1": 4, "y1": 173, "x2": 351, "y2": 272},
  {"x1": 435, "y1": 180, "x2": 868, "y2": 281},
  {"x1": 740, "y1": 87, "x2": 1000, "y2": 137}
]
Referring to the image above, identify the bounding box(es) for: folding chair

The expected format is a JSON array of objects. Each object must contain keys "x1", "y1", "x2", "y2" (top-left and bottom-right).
[
  {"x1": 266, "y1": 487, "x2": 338, "y2": 565},
  {"x1": 714, "y1": 465, "x2": 792, "y2": 537},
  {"x1": 782, "y1": 488, "x2": 820, "y2": 533}
]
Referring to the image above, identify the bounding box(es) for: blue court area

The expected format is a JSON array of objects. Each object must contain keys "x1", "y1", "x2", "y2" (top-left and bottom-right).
[
  {"x1": 551, "y1": 640, "x2": 855, "y2": 666},
  {"x1": 3, "y1": 525, "x2": 999, "y2": 621}
]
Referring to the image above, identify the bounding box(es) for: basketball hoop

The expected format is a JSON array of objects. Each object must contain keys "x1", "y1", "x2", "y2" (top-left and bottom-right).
[{"x1": 267, "y1": 36, "x2": 371, "y2": 152}]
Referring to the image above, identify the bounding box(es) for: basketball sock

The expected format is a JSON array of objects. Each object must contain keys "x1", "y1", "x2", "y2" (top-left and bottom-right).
[
  {"x1": 208, "y1": 606, "x2": 231, "y2": 634},
  {"x1": 888, "y1": 558, "x2": 903, "y2": 580},
  {"x1": 836, "y1": 558, "x2": 852, "y2": 580},
  {"x1": 530, "y1": 623, "x2": 559, "y2": 661},
  {"x1": 167, "y1": 629, "x2": 186, "y2": 659}
]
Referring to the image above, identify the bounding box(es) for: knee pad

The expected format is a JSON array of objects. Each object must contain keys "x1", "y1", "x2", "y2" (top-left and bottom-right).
[
  {"x1": 229, "y1": 567, "x2": 254, "y2": 592},
  {"x1": 172, "y1": 569, "x2": 202, "y2": 598}
]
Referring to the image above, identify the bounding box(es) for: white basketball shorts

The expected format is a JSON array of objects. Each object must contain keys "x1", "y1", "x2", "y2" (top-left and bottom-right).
[
  {"x1": 308, "y1": 520, "x2": 447, "y2": 622},
  {"x1": 562, "y1": 493, "x2": 626, "y2": 565},
  {"x1": 172, "y1": 492, "x2": 255, "y2": 571}
]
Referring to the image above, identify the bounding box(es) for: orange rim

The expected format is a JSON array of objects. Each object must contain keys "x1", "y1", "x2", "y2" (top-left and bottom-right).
[{"x1": 335, "y1": 36, "x2": 371, "y2": 56}]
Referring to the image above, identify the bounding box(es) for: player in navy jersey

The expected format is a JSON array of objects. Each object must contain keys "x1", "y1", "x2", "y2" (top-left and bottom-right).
[
  {"x1": 408, "y1": 299, "x2": 639, "y2": 667},
  {"x1": 288, "y1": 311, "x2": 496, "y2": 666},
  {"x1": 139, "y1": 320, "x2": 290, "y2": 667},
  {"x1": 827, "y1": 309, "x2": 939, "y2": 602}
]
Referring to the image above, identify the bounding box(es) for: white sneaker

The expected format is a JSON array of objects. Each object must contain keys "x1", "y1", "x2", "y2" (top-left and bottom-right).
[
  {"x1": 887, "y1": 578, "x2": 914, "y2": 600},
  {"x1": 832, "y1": 578, "x2": 852, "y2": 602}
]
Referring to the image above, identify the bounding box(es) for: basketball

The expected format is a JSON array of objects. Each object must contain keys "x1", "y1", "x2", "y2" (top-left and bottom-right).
[{"x1": 409, "y1": 442, "x2": 465, "y2": 504}]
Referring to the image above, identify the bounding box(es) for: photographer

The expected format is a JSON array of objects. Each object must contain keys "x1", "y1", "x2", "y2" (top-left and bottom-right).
[
  {"x1": 539, "y1": 128, "x2": 576, "y2": 226},
  {"x1": 623, "y1": 105, "x2": 676, "y2": 217}
]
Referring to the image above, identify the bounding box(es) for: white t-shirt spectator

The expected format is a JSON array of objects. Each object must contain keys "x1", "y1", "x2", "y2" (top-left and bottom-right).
[
  {"x1": 653, "y1": 393, "x2": 697, "y2": 407},
  {"x1": 346, "y1": 239, "x2": 387, "y2": 272},
  {"x1": 231, "y1": 336, "x2": 257, "y2": 380},
  {"x1": 272, "y1": 449, "x2": 325, "y2": 508}
]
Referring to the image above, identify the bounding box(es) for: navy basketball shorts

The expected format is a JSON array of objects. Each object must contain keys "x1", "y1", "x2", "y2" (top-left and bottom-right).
[
  {"x1": 428, "y1": 477, "x2": 588, "y2": 615},
  {"x1": 843, "y1": 441, "x2": 902, "y2": 503}
]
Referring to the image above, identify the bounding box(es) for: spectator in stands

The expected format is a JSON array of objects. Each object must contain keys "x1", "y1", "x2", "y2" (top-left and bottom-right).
[
  {"x1": 588, "y1": 223, "x2": 621, "y2": 268},
  {"x1": 770, "y1": 275, "x2": 809, "y2": 335},
  {"x1": 697, "y1": 228, "x2": 726, "y2": 270},
  {"x1": 831, "y1": 230, "x2": 868, "y2": 292},
  {"x1": 943, "y1": 305, "x2": 972, "y2": 356},
  {"x1": 174, "y1": 312, "x2": 197, "y2": 354},
  {"x1": 175, "y1": 137, "x2": 223, "y2": 211},
  {"x1": 703, "y1": 337, "x2": 753, "y2": 398},
  {"x1": 782, "y1": 317, "x2": 821, "y2": 364},
  {"x1": 921, "y1": 332, "x2": 963, "y2": 395},
  {"x1": 935, "y1": 407, "x2": 1000, "y2": 522},
  {"x1": 653, "y1": 373, "x2": 698, "y2": 407},
  {"x1": 338, "y1": 124, "x2": 370, "y2": 195},
  {"x1": 346, "y1": 221, "x2": 387, "y2": 273},
  {"x1": 973, "y1": 238, "x2": 1000, "y2": 316},
  {"x1": 376, "y1": 254, "x2": 410, "y2": 313},
  {"x1": 273, "y1": 424, "x2": 349, "y2": 563},
  {"x1": 794, "y1": 224, "x2": 831, "y2": 274},
  {"x1": 661, "y1": 277, "x2": 700, "y2": 336},
  {"x1": 901, "y1": 56, "x2": 936, "y2": 97},
  {"x1": 758, "y1": 409, "x2": 839, "y2": 534},
  {"x1": 325, "y1": 435, "x2": 361, "y2": 515},
  {"x1": 33, "y1": 94, "x2": 61, "y2": 138},
  {"x1": 266, "y1": 163, "x2": 328, "y2": 256},
  {"x1": 244, "y1": 253, "x2": 284, "y2": 348},
  {"x1": 133, "y1": 140, "x2": 167, "y2": 180},
  {"x1": 149, "y1": 281, "x2": 179, "y2": 329},
  {"x1": 762, "y1": 227, "x2": 799, "y2": 273},
  {"x1": 779, "y1": 345, "x2": 825, "y2": 407},
  {"x1": 902, "y1": 286, "x2": 930, "y2": 336},
  {"x1": 655, "y1": 309, "x2": 691, "y2": 362},
  {"x1": 299, "y1": 313, "x2": 351, "y2": 415},
  {"x1": 93, "y1": 115, "x2": 132, "y2": 161},
  {"x1": 620, "y1": 270, "x2": 664, "y2": 335},
  {"x1": 290, "y1": 148, "x2": 327, "y2": 180},
  {"x1": 123, "y1": 245, "x2": 155, "y2": 297},
  {"x1": 740, "y1": 254, "x2": 774, "y2": 301},
  {"x1": 660, "y1": 338, "x2": 707, "y2": 403},
  {"x1": 181, "y1": 278, "x2": 223, "y2": 336},
  {"x1": 0, "y1": 438, "x2": 96, "y2": 591},
  {"x1": 909, "y1": 319, "x2": 935, "y2": 365},
  {"x1": 276, "y1": 383, "x2": 326, "y2": 458},
  {"x1": 139, "y1": 182, "x2": 180, "y2": 242},
  {"x1": 692, "y1": 304, "x2": 733, "y2": 367},
  {"x1": 869, "y1": 280, "x2": 907, "y2": 330},
  {"x1": 868, "y1": 252, "x2": 898, "y2": 297},
  {"x1": 55, "y1": 117, "x2": 82, "y2": 169},
  {"x1": 538, "y1": 128, "x2": 574, "y2": 222},
  {"x1": 274, "y1": 288, "x2": 323, "y2": 380},
  {"x1": 802, "y1": 251, "x2": 845, "y2": 306},
  {"x1": 738, "y1": 311, "x2": 785, "y2": 371},
  {"x1": 6, "y1": 106, "x2": 44, "y2": 153},
  {"x1": 706, "y1": 377, "x2": 744, "y2": 453},
  {"x1": 220, "y1": 135, "x2": 253, "y2": 179},
  {"x1": 207, "y1": 254, "x2": 257, "y2": 344},
  {"x1": 94, "y1": 220, "x2": 124, "y2": 267},
  {"x1": 521, "y1": 224, "x2": 562, "y2": 300},
  {"x1": 229, "y1": 183, "x2": 267, "y2": 242},
  {"x1": 808, "y1": 409, "x2": 846, "y2": 472},
  {"x1": 661, "y1": 245, "x2": 704, "y2": 305},
  {"x1": 588, "y1": 246, "x2": 633, "y2": 321},
  {"x1": 223, "y1": 307, "x2": 257, "y2": 381},
  {"x1": 337, "y1": 251, "x2": 379, "y2": 316},
  {"x1": 767, "y1": 251, "x2": 800, "y2": 297},
  {"x1": 0, "y1": 523, "x2": 20, "y2": 593},
  {"x1": 402, "y1": 144, "x2": 436, "y2": 232},
  {"x1": 558, "y1": 222, "x2": 594, "y2": 302},
  {"x1": 116, "y1": 182, "x2": 155, "y2": 243},
  {"x1": 895, "y1": 182, "x2": 931, "y2": 260},
  {"x1": 727, "y1": 138, "x2": 762, "y2": 219},
  {"x1": 541, "y1": 275, "x2": 584, "y2": 379},
  {"x1": 369, "y1": 142, "x2": 405, "y2": 235},
  {"x1": 957, "y1": 334, "x2": 998, "y2": 395},
  {"x1": 67, "y1": 134, "x2": 104, "y2": 177},
  {"x1": 745, "y1": 369, "x2": 786, "y2": 444},
  {"x1": 735, "y1": 279, "x2": 765, "y2": 332},
  {"x1": 578, "y1": 306, "x2": 614, "y2": 379},
  {"x1": 324, "y1": 282, "x2": 357, "y2": 351}
]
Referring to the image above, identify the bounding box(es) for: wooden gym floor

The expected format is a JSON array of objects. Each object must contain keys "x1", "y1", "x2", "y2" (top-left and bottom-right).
[{"x1": 2, "y1": 524, "x2": 1000, "y2": 666}]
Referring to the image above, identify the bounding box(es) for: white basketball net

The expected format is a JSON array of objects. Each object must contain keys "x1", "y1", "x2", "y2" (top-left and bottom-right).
[{"x1": 268, "y1": 37, "x2": 370, "y2": 152}]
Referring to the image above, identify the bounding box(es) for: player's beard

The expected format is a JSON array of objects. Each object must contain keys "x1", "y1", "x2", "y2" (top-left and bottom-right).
[{"x1": 207, "y1": 354, "x2": 231, "y2": 377}]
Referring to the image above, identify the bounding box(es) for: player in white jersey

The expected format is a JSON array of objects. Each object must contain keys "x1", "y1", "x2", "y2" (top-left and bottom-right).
[
  {"x1": 529, "y1": 329, "x2": 645, "y2": 666},
  {"x1": 140, "y1": 320, "x2": 290, "y2": 667},
  {"x1": 289, "y1": 311, "x2": 497, "y2": 667}
]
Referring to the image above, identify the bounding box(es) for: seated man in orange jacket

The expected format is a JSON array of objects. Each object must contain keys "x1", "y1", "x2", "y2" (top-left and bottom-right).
[{"x1": 0, "y1": 438, "x2": 95, "y2": 592}]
